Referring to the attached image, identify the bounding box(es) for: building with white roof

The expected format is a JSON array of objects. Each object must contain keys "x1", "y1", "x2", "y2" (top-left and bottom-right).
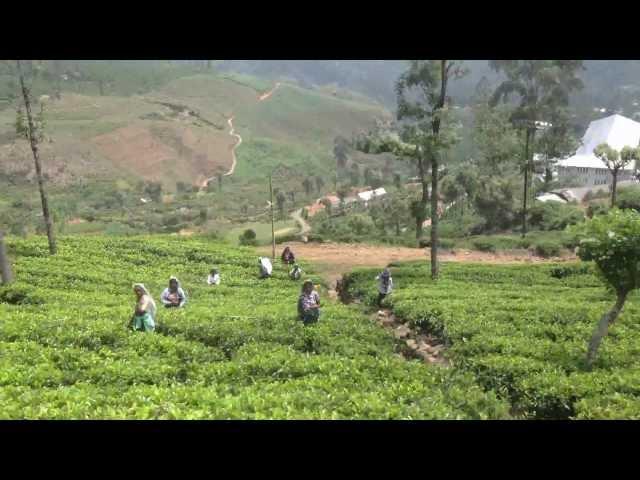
[
  {"x1": 357, "y1": 187, "x2": 387, "y2": 203},
  {"x1": 557, "y1": 114, "x2": 640, "y2": 187}
]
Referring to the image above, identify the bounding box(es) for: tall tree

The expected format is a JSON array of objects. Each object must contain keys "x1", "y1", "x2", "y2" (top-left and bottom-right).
[
  {"x1": 350, "y1": 163, "x2": 361, "y2": 186},
  {"x1": 594, "y1": 144, "x2": 640, "y2": 207},
  {"x1": 16, "y1": 60, "x2": 57, "y2": 255},
  {"x1": 302, "y1": 177, "x2": 313, "y2": 197},
  {"x1": 334, "y1": 136, "x2": 349, "y2": 169},
  {"x1": 472, "y1": 101, "x2": 521, "y2": 175},
  {"x1": 537, "y1": 107, "x2": 579, "y2": 191},
  {"x1": 276, "y1": 191, "x2": 287, "y2": 218},
  {"x1": 489, "y1": 60, "x2": 584, "y2": 238},
  {"x1": 393, "y1": 173, "x2": 403, "y2": 190},
  {"x1": 336, "y1": 186, "x2": 349, "y2": 213},
  {"x1": 396, "y1": 60, "x2": 466, "y2": 280}
]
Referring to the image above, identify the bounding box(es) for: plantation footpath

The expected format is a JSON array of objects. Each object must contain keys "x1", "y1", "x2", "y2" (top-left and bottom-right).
[
  {"x1": 0, "y1": 236, "x2": 508, "y2": 419},
  {"x1": 345, "y1": 262, "x2": 640, "y2": 419}
]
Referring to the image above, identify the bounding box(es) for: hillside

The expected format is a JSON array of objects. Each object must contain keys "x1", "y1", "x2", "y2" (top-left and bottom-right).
[
  {"x1": 0, "y1": 235, "x2": 508, "y2": 419},
  {"x1": 0, "y1": 72, "x2": 390, "y2": 190}
]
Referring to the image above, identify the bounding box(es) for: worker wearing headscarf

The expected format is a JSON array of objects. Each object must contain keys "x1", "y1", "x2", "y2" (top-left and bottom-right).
[
  {"x1": 132, "y1": 283, "x2": 157, "y2": 332},
  {"x1": 161, "y1": 276, "x2": 187, "y2": 308}
]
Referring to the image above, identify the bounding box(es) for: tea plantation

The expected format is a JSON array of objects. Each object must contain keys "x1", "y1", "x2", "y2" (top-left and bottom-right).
[
  {"x1": 346, "y1": 262, "x2": 640, "y2": 419},
  {"x1": 0, "y1": 236, "x2": 509, "y2": 419}
]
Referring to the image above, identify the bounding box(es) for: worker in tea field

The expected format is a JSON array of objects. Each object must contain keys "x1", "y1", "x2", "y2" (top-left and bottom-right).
[
  {"x1": 259, "y1": 257, "x2": 273, "y2": 278},
  {"x1": 298, "y1": 280, "x2": 321, "y2": 325},
  {"x1": 131, "y1": 284, "x2": 157, "y2": 332},
  {"x1": 161, "y1": 276, "x2": 187, "y2": 308},
  {"x1": 207, "y1": 268, "x2": 221, "y2": 286},
  {"x1": 289, "y1": 263, "x2": 303, "y2": 280},
  {"x1": 376, "y1": 268, "x2": 393, "y2": 307},
  {"x1": 281, "y1": 246, "x2": 296, "y2": 265}
]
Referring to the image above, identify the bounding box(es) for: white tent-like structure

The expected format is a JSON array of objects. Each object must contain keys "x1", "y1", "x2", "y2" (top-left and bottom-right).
[{"x1": 557, "y1": 114, "x2": 640, "y2": 187}]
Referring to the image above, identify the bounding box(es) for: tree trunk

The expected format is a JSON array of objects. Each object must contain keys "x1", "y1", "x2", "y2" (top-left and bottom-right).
[
  {"x1": 522, "y1": 128, "x2": 531, "y2": 238},
  {"x1": 17, "y1": 61, "x2": 57, "y2": 255},
  {"x1": 428, "y1": 59, "x2": 448, "y2": 281},
  {"x1": 611, "y1": 169, "x2": 618, "y2": 208},
  {"x1": 431, "y1": 157, "x2": 439, "y2": 280},
  {"x1": 586, "y1": 290, "x2": 628, "y2": 368},
  {"x1": 416, "y1": 157, "x2": 428, "y2": 241},
  {"x1": 0, "y1": 230, "x2": 13, "y2": 285}
]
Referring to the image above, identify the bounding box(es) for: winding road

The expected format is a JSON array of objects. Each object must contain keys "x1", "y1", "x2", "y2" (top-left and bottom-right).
[{"x1": 201, "y1": 82, "x2": 281, "y2": 189}]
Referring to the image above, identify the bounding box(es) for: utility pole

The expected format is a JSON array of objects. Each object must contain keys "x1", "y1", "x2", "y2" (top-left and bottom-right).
[
  {"x1": 0, "y1": 230, "x2": 13, "y2": 284},
  {"x1": 269, "y1": 174, "x2": 275, "y2": 260}
]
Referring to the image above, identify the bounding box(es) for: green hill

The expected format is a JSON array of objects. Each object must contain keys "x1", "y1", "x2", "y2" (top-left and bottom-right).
[
  {"x1": 0, "y1": 235, "x2": 507, "y2": 419},
  {"x1": 0, "y1": 66, "x2": 391, "y2": 238}
]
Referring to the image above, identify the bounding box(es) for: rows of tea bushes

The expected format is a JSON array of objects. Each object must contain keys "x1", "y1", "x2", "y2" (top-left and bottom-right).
[
  {"x1": 345, "y1": 262, "x2": 640, "y2": 419},
  {"x1": 0, "y1": 236, "x2": 509, "y2": 419}
]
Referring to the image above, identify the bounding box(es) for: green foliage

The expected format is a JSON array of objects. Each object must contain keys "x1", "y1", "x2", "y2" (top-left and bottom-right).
[
  {"x1": 239, "y1": 229, "x2": 258, "y2": 246},
  {"x1": 0, "y1": 235, "x2": 509, "y2": 419},
  {"x1": 534, "y1": 241, "x2": 562, "y2": 258},
  {"x1": 573, "y1": 208, "x2": 640, "y2": 295},
  {"x1": 529, "y1": 202, "x2": 584, "y2": 231},
  {"x1": 346, "y1": 261, "x2": 640, "y2": 418},
  {"x1": 472, "y1": 239, "x2": 497, "y2": 253},
  {"x1": 617, "y1": 187, "x2": 640, "y2": 212}
]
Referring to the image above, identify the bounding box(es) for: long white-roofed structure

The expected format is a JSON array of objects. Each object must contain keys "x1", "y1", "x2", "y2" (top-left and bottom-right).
[{"x1": 557, "y1": 114, "x2": 640, "y2": 186}]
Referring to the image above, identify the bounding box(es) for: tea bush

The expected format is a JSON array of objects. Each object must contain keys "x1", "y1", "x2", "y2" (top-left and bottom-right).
[
  {"x1": 346, "y1": 261, "x2": 640, "y2": 419},
  {"x1": 0, "y1": 235, "x2": 508, "y2": 419}
]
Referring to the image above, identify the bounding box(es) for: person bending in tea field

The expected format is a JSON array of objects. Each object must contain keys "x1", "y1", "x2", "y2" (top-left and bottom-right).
[
  {"x1": 131, "y1": 284, "x2": 157, "y2": 332},
  {"x1": 289, "y1": 263, "x2": 303, "y2": 280},
  {"x1": 281, "y1": 246, "x2": 295, "y2": 265},
  {"x1": 259, "y1": 257, "x2": 273, "y2": 278},
  {"x1": 207, "y1": 268, "x2": 221, "y2": 286},
  {"x1": 376, "y1": 268, "x2": 393, "y2": 307},
  {"x1": 161, "y1": 276, "x2": 187, "y2": 308},
  {"x1": 298, "y1": 280, "x2": 320, "y2": 325}
]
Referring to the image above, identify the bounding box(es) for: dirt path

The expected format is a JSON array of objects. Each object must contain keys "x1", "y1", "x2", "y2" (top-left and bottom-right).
[
  {"x1": 260, "y1": 241, "x2": 577, "y2": 288},
  {"x1": 258, "y1": 82, "x2": 281, "y2": 101},
  {"x1": 201, "y1": 82, "x2": 280, "y2": 189},
  {"x1": 290, "y1": 209, "x2": 311, "y2": 239}
]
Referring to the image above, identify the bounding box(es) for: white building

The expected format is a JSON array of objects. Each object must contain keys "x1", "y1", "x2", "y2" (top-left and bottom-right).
[
  {"x1": 557, "y1": 114, "x2": 640, "y2": 187},
  {"x1": 536, "y1": 192, "x2": 567, "y2": 204},
  {"x1": 357, "y1": 187, "x2": 387, "y2": 203}
]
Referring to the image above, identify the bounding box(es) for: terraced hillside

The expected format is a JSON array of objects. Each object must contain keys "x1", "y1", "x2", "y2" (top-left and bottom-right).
[{"x1": 0, "y1": 236, "x2": 508, "y2": 419}]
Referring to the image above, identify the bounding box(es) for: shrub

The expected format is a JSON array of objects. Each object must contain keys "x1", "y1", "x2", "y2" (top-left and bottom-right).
[
  {"x1": 239, "y1": 229, "x2": 258, "y2": 246},
  {"x1": 472, "y1": 239, "x2": 497, "y2": 253},
  {"x1": 617, "y1": 186, "x2": 640, "y2": 212},
  {"x1": 529, "y1": 203, "x2": 584, "y2": 231},
  {"x1": 534, "y1": 241, "x2": 561, "y2": 258}
]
